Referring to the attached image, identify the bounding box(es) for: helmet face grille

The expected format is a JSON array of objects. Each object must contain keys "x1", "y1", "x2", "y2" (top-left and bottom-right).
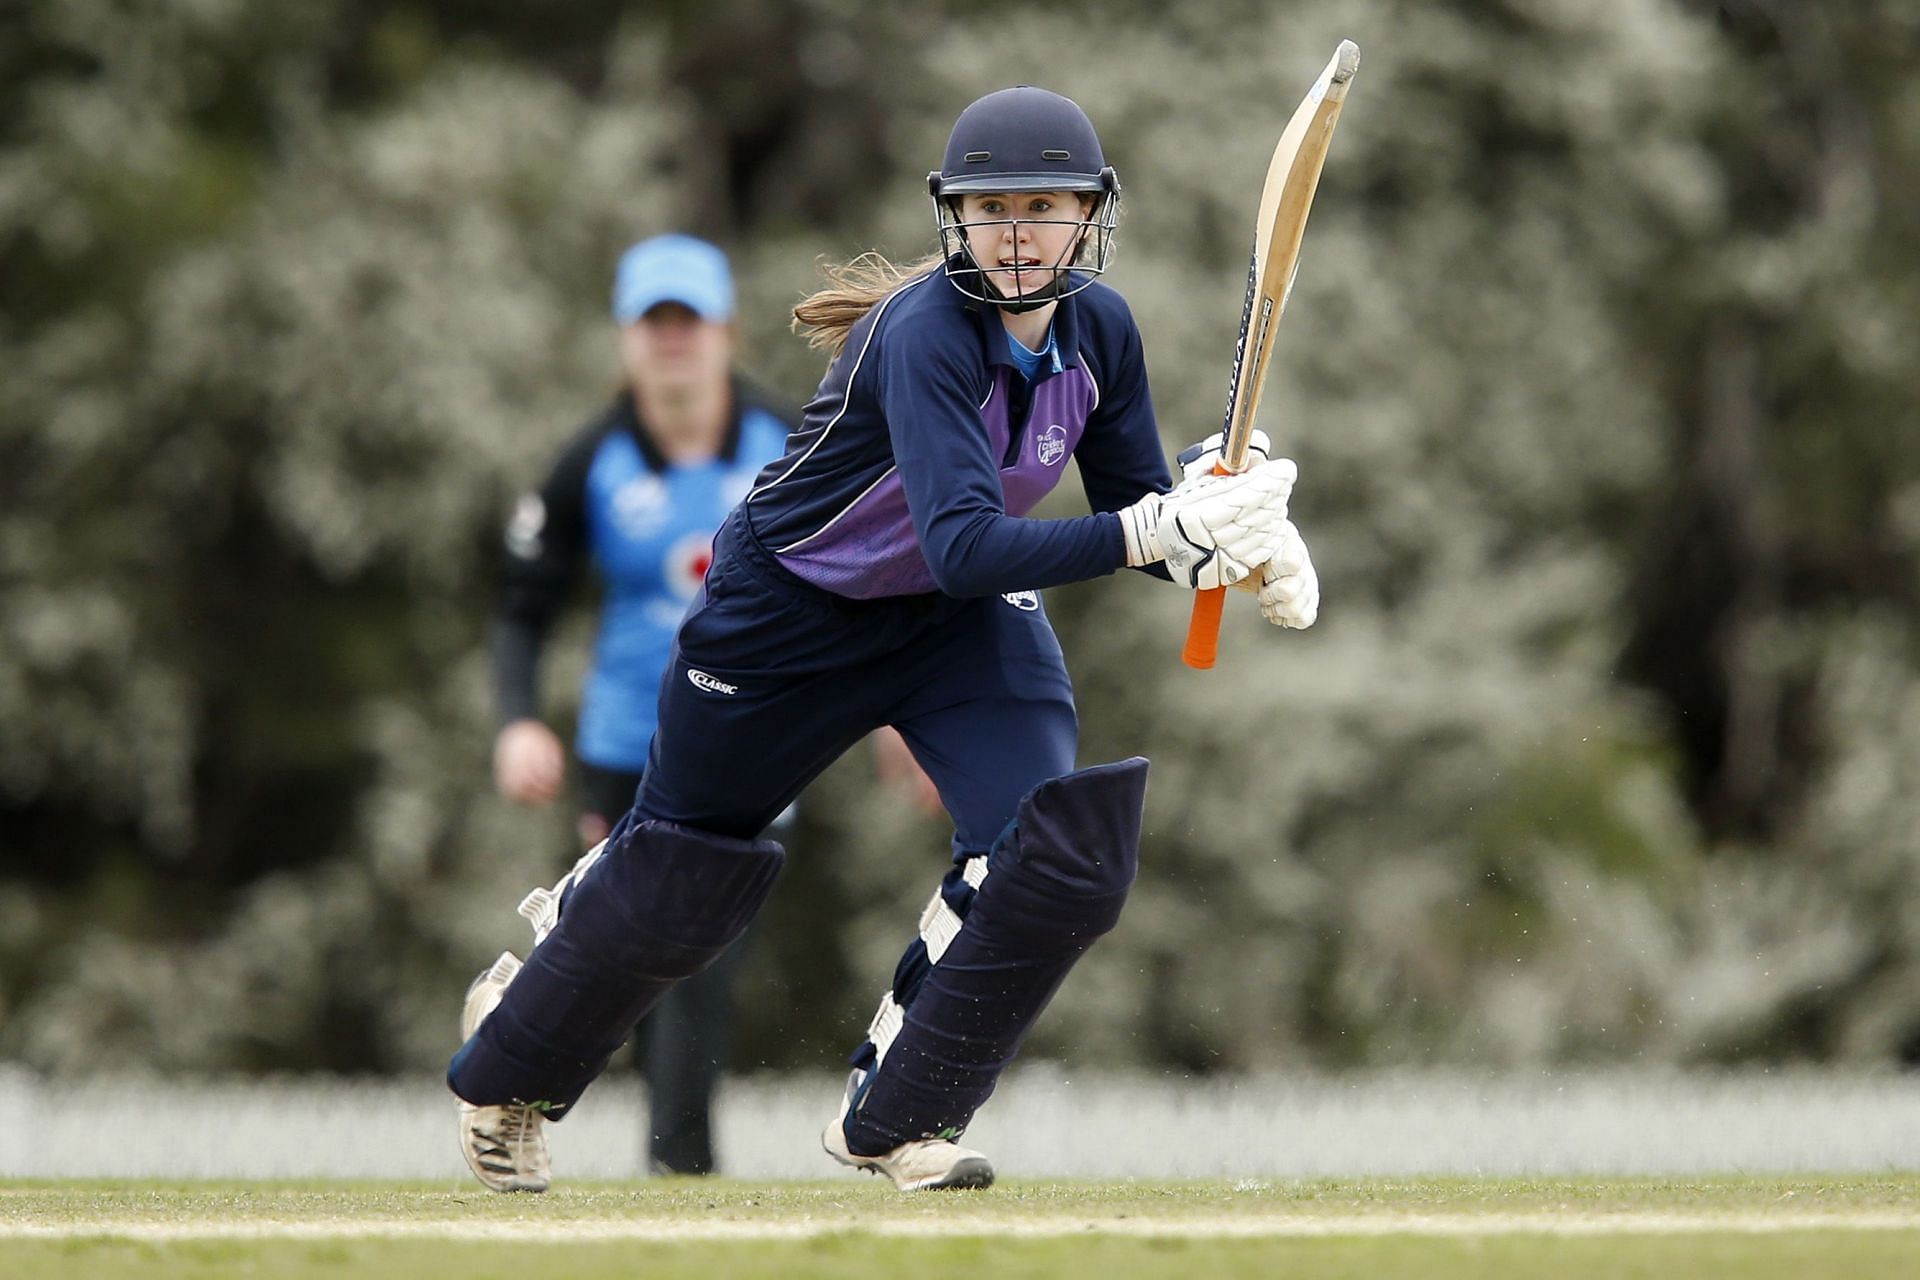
[{"x1": 930, "y1": 192, "x2": 1122, "y2": 311}]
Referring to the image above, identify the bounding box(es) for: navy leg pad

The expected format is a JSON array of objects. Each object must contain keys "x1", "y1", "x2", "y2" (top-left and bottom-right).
[
  {"x1": 970, "y1": 755, "x2": 1146, "y2": 945},
  {"x1": 449, "y1": 820, "x2": 783, "y2": 1116},
  {"x1": 846, "y1": 757, "x2": 1147, "y2": 1153}
]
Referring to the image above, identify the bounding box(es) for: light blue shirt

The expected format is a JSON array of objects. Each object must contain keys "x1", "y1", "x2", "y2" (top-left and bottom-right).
[{"x1": 577, "y1": 411, "x2": 789, "y2": 768}]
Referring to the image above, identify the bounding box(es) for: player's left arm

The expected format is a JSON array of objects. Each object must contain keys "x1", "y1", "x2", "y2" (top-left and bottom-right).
[
  {"x1": 881, "y1": 314, "x2": 1128, "y2": 596},
  {"x1": 1072, "y1": 305, "x2": 1284, "y2": 510},
  {"x1": 1070, "y1": 312, "x2": 1182, "y2": 581},
  {"x1": 1075, "y1": 305, "x2": 1316, "y2": 619},
  {"x1": 1072, "y1": 315, "x2": 1172, "y2": 513}
]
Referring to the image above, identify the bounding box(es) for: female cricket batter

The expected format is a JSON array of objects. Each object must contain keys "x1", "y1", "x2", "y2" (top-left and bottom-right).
[{"x1": 448, "y1": 85, "x2": 1321, "y2": 1193}]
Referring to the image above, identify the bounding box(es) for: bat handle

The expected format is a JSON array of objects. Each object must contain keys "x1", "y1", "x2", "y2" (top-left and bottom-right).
[
  {"x1": 1183, "y1": 587, "x2": 1226, "y2": 669},
  {"x1": 1179, "y1": 460, "x2": 1236, "y2": 670}
]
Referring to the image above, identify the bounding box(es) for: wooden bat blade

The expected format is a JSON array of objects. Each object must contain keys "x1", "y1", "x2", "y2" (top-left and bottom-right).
[
  {"x1": 1219, "y1": 39, "x2": 1358, "y2": 474},
  {"x1": 1184, "y1": 40, "x2": 1358, "y2": 671}
]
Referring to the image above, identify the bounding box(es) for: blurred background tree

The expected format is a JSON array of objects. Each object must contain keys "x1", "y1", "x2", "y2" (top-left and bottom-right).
[{"x1": 2, "y1": 0, "x2": 1917, "y2": 1076}]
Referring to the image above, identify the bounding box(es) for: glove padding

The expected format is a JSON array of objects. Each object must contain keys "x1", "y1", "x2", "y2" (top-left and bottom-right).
[
  {"x1": 1118, "y1": 458, "x2": 1297, "y2": 590},
  {"x1": 1233, "y1": 518, "x2": 1318, "y2": 628},
  {"x1": 1176, "y1": 428, "x2": 1271, "y2": 484}
]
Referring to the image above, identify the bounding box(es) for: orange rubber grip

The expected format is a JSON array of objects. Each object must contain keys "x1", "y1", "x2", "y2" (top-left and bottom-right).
[
  {"x1": 1183, "y1": 586, "x2": 1226, "y2": 669},
  {"x1": 1179, "y1": 460, "x2": 1235, "y2": 670}
]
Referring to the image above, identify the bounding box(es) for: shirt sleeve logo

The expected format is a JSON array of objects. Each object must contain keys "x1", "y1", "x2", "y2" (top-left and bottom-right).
[
  {"x1": 505, "y1": 494, "x2": 545, "y2": 559},
  {"x1": 1001, "y1": 590, "x2": 1041, "y2": 612},
  {"x1": 1037, "y1": 424, "x2": 1068, "y2": 467}
]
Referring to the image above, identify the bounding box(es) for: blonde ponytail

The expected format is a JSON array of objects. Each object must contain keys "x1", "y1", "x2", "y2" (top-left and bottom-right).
[{"x1": 791, "y1": 251, "x2": 946, "y2": 356}]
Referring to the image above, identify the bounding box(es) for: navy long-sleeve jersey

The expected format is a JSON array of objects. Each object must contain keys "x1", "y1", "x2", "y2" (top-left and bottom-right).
[{"x1": 744, "y1": 263, "x2": 1173, "y2": 599}]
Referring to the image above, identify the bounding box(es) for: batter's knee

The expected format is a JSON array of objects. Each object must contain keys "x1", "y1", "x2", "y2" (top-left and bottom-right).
[
  {"x1": 972, "y1": 756, "x2": 1149, "y2": 945},
  {"x1": 562, "y1": 820, "x2": 786, "y2": 981}
]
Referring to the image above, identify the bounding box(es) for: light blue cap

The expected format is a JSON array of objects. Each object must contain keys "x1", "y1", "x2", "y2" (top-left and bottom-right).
[{"x1": 611, "y1": 234, "x2": 735, "y2": 324}]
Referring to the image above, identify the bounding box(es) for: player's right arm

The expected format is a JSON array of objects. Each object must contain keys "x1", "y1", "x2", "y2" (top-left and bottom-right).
[
  {"x1": 879, "y1": 310, "x2": 1296, "y2": 597},
  {"x1": 878, "y1": 316, "x2": 1129, "y2": 598},
  {"x1": 492, "y1": 426, "x2": 597, "y2": 804}
]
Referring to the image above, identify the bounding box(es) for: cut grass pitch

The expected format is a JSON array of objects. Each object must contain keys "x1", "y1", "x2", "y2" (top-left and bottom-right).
[{"x1": 3, "y1": 1176, "x2": 1917, "y2": 1279}]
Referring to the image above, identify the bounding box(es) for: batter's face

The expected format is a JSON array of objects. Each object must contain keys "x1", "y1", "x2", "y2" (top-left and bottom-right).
[{"x1": 957, "y1": 192, "x2": 1092, "y2": 301}]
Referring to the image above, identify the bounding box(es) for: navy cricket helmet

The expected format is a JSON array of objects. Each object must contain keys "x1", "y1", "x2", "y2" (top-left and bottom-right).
[{"x1": 927, "y1": 86, "x2": 1122, "y2": 310}]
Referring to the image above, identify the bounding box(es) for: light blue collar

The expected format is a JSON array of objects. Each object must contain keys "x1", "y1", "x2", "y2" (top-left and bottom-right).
[{"x1": 1004, "y1": 325, "x2": 1062, "y2": 380}]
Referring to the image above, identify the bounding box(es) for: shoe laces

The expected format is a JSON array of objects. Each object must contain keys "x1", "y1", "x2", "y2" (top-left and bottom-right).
[
  {"x1": 474, "y1": 1104, "x2": 542, "y2": 1160},
  {"x1": 498, "y1": 1105, "x2": 541, "y2": 1147}
]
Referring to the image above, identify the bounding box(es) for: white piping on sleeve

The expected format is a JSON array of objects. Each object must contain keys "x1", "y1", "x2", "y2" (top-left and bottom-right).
[
  {"x1": 774, "y1": 465, "x2": 898, "y2": 553},
  {"x1": 746, "y1": 273, "x2": 932, "y2": 505}
]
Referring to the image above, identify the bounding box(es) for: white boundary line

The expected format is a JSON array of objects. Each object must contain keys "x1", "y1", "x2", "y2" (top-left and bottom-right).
[{"x1": 5, "y1": 1211, "x2": 1919, "y2": 1242}]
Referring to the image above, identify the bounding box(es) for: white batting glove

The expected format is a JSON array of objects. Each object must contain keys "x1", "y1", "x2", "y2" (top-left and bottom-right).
[
  {"x1": 1176, "y1": 428, "x2": 1271, "y2": 484},
  {"x1": 1236, "y1": 519, "x2": 1318, "y2": 628},
  {"x1": 1118, "y1": 458, "x2": 1297, "y2": 590}
]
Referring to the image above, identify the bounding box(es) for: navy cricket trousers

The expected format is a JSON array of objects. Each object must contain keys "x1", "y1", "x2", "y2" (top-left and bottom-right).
[{"x1": 627, "y1": 510, "x2": 1079, "y2": 854}]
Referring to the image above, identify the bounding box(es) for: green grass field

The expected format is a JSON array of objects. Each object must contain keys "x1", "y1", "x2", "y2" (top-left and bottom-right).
[{"x1": 5, "y1": 1176, "x2": 1918, "y2": 1279}]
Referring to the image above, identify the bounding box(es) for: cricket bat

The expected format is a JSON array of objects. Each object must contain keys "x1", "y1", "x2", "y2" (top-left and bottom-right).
[{"x1": 1182, "y1": 39, "x2": 1359, "y2": 670}]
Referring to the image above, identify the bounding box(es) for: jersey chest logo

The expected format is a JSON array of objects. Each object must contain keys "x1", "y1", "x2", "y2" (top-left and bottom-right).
[
  {"x1": 1036, "y1": 424, "x2": 1068, "y2": 467},
  {"x1": 611, "y1": 475, "x2": 670, "y2": 538},
  {"x1": 664, "y1": 530, "x2": 715, "y2": 600}
]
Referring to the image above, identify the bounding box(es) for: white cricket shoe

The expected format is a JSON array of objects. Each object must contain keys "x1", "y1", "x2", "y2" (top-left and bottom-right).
[
  {"x1": 455, "y1": 951, "x2": 552, "y2": 1193},
  {"x1": 820, "y1": 1069, "x2": 995, "y2": 1191}
]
